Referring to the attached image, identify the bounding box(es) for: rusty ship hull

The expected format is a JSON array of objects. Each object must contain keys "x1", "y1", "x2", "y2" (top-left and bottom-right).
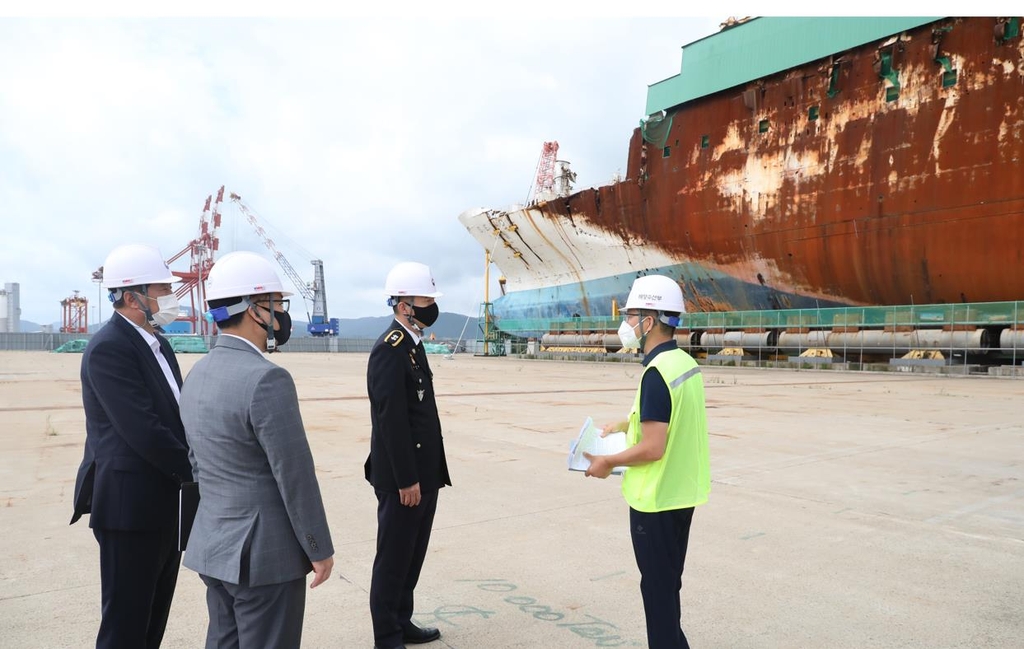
[{"x1": 459, "y1": 16, "x2": 1024, "y2": 322}]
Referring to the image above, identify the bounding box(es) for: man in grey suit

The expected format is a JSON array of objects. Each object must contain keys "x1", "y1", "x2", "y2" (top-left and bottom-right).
[{"x1": 180, "y1": 251, "x2": 334, "y2": 649}]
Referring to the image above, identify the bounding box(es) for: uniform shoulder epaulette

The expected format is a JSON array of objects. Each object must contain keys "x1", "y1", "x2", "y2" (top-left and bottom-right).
[{"x1": 385, "y1": 329, "x2": 405, "y2": 347}]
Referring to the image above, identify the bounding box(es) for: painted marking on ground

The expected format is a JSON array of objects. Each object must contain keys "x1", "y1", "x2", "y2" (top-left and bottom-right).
[
  {"x1": 589, "y1": 571, "x2": 626, "y2": 581},
  {"x1": 431, "y1": 578, "x2": 641, "y2": 647}
]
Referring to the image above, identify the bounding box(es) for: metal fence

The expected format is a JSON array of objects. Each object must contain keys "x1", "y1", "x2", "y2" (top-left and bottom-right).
[
  {"x1": 0, "y1": 333, "x2": 382, "y2": 353},
  {"x1": 0, "y1": 333, "x2": 487, "y2": 355},
  {"x1": 0, "y1": 332, "x2": 93, "y2": 352},
  {"x1": 495, "y1": 301, "x2": 1024, "y2": 333},
  {"x1": 491, "y1": 300, "x2": 1024, "y2": 372}
]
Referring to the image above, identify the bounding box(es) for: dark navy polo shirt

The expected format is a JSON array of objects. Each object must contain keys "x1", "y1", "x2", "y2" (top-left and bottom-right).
[{"x1": 639, "y1": 339, "x2": 678, "y2": 423}]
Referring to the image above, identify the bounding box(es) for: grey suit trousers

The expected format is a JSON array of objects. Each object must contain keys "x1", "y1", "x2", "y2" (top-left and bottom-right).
[{"x1": 200, "y1": 574, "x2": 306, "y2": 649}]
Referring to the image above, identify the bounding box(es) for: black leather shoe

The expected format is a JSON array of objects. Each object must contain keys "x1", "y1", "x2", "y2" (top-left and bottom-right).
[
  {"x1": 373, "y1": 646, "x2": 405, "y2": 649},
  {"x1": 402, "y1": 625, "x2": 441, "y2": 644}
]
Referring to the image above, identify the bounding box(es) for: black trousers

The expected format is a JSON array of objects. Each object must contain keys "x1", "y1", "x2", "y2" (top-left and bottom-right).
[
  {"x1": 369, "y1": 489, "x2": 439, "y2": 649},
  {"x1": 630, "y1": 506, "x2": 695, "y2": 649},
  {"x1": 93, "y1": 527, "x2": 181, "y2": 649}
]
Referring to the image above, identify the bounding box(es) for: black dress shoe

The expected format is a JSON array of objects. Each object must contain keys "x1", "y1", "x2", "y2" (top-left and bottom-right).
[{"x1": 402, "y1": 625, "x2": 441, "y2": 644}]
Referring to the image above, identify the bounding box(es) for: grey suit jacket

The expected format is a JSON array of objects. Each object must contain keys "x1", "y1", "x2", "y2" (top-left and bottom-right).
[{"x1": 180, "y1": 335, "x2": 333, "y2": 587}]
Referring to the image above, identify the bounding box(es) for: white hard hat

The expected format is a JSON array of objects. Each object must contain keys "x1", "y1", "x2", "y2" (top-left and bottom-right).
[
  {"x1": 384, "y1": 262, "x2": 442, "y2": 299},
  {"x1": 100, "y1": 243, "x2": 177, "y2": 289},
  {"x1": 205, "y1": 251, "x2": 292, "y2": 302},
  {"x1": 624, "y1": 275, "x2": 686, "y2": 313}
]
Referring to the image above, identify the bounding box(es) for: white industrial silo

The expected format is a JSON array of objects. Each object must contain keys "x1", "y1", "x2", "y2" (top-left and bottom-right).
[{"x1": 1, "y1": 283, "x2": 20, "y2": 333}]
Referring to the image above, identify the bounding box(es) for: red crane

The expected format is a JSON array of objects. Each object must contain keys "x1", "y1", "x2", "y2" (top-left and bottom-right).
[
  {"x1": 531, "y1": 141, "x2": 559, "y2": 201},
  {"x1": 165, "y1": 186, "x2": 223, "y2": 334},
  {"x1": 60, "y1": 291, "x2": 88, "y2": 333}
]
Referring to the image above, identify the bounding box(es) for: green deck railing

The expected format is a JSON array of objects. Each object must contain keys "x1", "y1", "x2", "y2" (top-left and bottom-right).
[{"x1": 491, "y1": 301, "x2": 1024, "y2": 335}]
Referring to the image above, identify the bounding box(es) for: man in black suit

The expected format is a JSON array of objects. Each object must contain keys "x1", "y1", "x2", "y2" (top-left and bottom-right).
[
  {"x1": 366, "y1": 261, "x2": 452, "y2": 649},
  {"x1": 71, "y1": 243, "x2": 193, "y2": 649}
]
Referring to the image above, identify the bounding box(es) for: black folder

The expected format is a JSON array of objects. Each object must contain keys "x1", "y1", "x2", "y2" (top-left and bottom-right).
[{"x1": 178, "y1": 481, "x2": 200, "y2": 552}]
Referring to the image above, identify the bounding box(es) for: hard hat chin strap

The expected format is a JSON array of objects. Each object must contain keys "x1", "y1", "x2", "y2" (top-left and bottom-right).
[
  {"x1": 637, "y1": 314, "x2": 654, "y2": 350},
  {"x1": 251, "y1": 296, "x2": 279, "y2": 353},
  {"x1": 205, "y1": 297, "x2": 280, "y2": 352},
  {"x1": 635, "y1": 310, "x2": 680, "y2": 349},
  {"x1": 126, "y1": 286, "x2": 160, "y2": 329},
  {"x1": 390, "y1": 297, "x2": 425, "y2": 334}
]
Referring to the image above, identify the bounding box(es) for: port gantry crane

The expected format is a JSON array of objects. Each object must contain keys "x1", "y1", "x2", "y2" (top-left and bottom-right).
[
  {"x1": 163, "y1": 186, "x2": 224, "y2": 335},
  {"x1": 92, "y1": 187, "x2": 223, "y2": 335},
  {"x1": 228, "y1": 192, "x2": 339, "y2": 337}
]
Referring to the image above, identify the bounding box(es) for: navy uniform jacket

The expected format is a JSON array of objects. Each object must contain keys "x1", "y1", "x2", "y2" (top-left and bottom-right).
[
  {"x1": 365, "y1": 320, "x2": 452, "y2": 493},
  {"x1": 71, "y1": 314, "x2": 193, "y2": 530}
]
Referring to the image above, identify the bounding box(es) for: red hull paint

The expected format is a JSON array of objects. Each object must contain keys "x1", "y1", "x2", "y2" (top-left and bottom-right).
[{"x1": 540, "y1": 17, "x2": 1024, "y2": 309}]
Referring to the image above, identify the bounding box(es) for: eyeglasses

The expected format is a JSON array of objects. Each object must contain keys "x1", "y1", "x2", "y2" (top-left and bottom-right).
[{"x1": 252, "y1": 299, "x2": 290, "y2": 313}]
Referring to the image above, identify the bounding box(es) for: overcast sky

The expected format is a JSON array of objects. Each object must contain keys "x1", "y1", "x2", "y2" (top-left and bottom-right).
[{"x1": 0, "y1": 12, "x2": 729, "y2": 326}]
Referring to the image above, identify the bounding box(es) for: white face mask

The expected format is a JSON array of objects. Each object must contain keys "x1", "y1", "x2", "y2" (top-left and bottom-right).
[
  {"x1": 149, "y1": 294, "x2": 180, "y2": 327},
  {"x1": 618, "y1": 319, "x2": 643, "y2": 349}
]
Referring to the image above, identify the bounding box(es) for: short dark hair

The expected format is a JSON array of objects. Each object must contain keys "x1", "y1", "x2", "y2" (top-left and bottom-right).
[
  {"x1": 391, "y1": 296, "x2": 413, "y2": 314},
  {"x1": 656, "y1": 311, "x2": 680, "y2": 335},
  {"x1": 638, "y1": 309, "x2": 679, "y2": 335},
  {"x1": 111, "y1": 284, "x2": 157, "y2": 310},
  {"x1": 208, "y1": 297, "x2": 248, "y2": 329}
]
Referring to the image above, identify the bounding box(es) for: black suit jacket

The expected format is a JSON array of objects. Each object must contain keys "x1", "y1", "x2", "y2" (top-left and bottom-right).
[
  {"x1": 71, "y1": 313, "x2": 193, "y2": 530},
  {"x1": 365, "y1": 320, "x2": 452, "y2": 493}
]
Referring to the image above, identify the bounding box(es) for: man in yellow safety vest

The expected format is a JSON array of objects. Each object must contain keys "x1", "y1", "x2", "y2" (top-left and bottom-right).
[{"x1": 585, "y1": 274, "x2": 711, "y2": 649}]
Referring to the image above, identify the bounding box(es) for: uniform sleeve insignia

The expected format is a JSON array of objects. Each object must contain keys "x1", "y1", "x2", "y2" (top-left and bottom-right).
[{"x1": 386, "y1": 329, "x2": 405, "y2": 347}]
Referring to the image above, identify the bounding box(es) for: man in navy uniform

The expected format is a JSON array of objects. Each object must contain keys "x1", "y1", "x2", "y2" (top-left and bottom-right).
[
  {"x1": 365, "y1": 261, "x2": 452, "y2": 649},
  {"x1": 71, "y1": 243, "x2": 192, "y2": 648}
]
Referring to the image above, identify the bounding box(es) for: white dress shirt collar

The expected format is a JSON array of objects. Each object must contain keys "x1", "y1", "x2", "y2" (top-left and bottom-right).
[
  {"x1": 397, "y1": 319, "x2": 421, "y2": 345},
  {"x1": 221, "y1": 333, "x2": 265, "y2": 355},
  {"x1": 117, "y1": 312, "x2": 181, "y2": 402}
]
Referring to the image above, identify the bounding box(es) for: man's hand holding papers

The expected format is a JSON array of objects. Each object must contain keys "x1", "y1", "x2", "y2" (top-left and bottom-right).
[
  {"x1": 568, "y1": 417, "x2": 627, "y2": 478},
  {"x1": 582, "y1": 452, "x2": 615, "y2": 479}
]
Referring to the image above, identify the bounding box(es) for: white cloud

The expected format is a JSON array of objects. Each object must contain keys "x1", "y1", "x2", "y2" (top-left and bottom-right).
[{"x1": 0, "y1": 15, "x2": 722, "y2": 326}]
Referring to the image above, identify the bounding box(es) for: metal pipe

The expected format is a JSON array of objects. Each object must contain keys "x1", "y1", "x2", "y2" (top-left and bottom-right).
[
  {"x1": 776, "y1": 331, "x2": 829, "y2": 352},
  {"x1": 540, "y1": 333, "x2": 622, "y2": 349},
  {"x1": 777, "y1": 329, "x2": 990, "y2": 353},
  {"x1": 999, "y1": 328, "x2": 1024, "y2": 352},
  {"x1": 541, "y1": 327, "x2": 1001, "y2": 354},
  {"x1": 700, "y1": 331, "x2": 774, "y2": 351}
]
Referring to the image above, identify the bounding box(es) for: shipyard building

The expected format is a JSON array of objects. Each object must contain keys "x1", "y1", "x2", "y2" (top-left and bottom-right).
[{"x1": 0, "y1": 283, "x2": 20, "y2": 333}]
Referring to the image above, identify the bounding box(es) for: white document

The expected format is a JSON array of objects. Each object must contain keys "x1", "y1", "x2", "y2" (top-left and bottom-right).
[{"x1": 568, "y1": 417, "x2": 627, "y2": 475}]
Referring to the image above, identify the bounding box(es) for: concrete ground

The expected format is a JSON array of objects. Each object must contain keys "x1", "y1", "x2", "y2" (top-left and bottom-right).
[{"x1": 1, "y1": 351, "x2": 1022, "y2": 649}]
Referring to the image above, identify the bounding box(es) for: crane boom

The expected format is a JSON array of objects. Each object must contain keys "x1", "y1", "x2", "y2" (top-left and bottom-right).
[
  {"x1": 230, "y1": 194, "x2": 312, "y2": 300},
  {"x1": 227, "y1": 192, "x2": 338, "y2": 336}
]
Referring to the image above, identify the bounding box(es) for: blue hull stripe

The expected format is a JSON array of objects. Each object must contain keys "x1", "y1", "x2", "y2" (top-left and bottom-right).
[{"x1": 492, "y1": 263, "x2": 849, "y2": 320}]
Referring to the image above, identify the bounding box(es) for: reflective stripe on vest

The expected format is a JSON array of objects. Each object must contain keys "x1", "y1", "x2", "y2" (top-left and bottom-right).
[{"x1": 621, "y1": 348, "x2": 711, "y2": 513}]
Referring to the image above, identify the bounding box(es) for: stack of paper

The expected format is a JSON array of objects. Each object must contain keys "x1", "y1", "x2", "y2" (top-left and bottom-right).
[{"x1": 567, "y1": 417, "x2": 627, "y2": 475}]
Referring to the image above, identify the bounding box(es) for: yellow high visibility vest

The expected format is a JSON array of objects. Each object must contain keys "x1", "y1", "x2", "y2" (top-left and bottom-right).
[{"x1": 621, "y1": 348, "x2": 710, "y2": 512}]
